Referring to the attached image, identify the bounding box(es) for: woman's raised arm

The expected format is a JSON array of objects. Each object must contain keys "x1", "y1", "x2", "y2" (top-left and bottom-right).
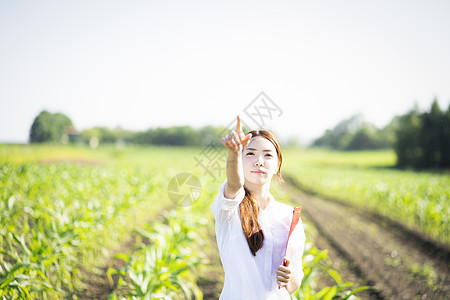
[{"x1": 219, "y1": 116, "x2": 252, "y2": 199}]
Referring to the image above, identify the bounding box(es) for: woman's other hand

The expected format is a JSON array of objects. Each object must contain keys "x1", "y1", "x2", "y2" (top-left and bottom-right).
[{"x1": 276, "y1": 257, "x2": 301, "y2": 292}]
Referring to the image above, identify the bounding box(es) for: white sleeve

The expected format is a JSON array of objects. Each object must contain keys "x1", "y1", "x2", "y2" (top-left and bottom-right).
[{"x1": 211, "y1": 179, "x2": 246, "y2": 226}]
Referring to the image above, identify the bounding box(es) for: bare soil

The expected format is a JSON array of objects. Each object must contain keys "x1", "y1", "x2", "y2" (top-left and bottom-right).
[
  {"x1": 76, "y1": 177, "x2": 450, "y2": 299},
  {"x1": 285, "y1": 176, "x2": 450, "y2": 300},
  {"x1": 72, "y1": 208, "x2": 173, "y2": 299},
  {"x1": 72, "y1": 238, "x2": 132, "y2": 300},
  {"x1": 38, "y1": 157, "x2": 107, "y2": 166},
  {"x1": 196, "y1": 224, "x2": 225, "y2": 299}
]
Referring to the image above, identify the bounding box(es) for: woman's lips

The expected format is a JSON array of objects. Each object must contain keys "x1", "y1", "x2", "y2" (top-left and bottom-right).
[{"x1": 252, "y1": 170, "x2": 266, "y2": 174}]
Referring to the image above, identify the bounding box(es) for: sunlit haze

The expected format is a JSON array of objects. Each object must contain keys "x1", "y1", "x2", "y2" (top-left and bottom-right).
[{"x1": 1, "y1": 0, "x2": 449, "y2": 144}]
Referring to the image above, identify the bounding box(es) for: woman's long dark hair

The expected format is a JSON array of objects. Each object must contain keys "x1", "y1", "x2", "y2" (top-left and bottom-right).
[{"x1": 239, "y1": 130, "x2": 283, "y2": 256}]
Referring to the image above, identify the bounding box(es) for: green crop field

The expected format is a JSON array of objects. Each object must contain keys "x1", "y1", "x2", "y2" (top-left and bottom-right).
[
  {"x1": 0, "y1": 145, "x2": 177, "y2": 298},
  {"x1": 283, "y1": 148, "x2": 450, "y2": 245},
  {"x1": 1, "y1": 144, "x2": 371, "y2": 299}
]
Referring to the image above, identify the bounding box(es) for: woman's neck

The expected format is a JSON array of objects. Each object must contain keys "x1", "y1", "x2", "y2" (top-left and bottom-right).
[{"x1": 245, "y1": 181, "x2": 271, "y2": 210}]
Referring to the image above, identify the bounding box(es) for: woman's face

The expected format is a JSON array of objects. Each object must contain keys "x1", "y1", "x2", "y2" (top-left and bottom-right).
[{"x1": 242, "y1": 136, "x2": 279, "y2": 185}]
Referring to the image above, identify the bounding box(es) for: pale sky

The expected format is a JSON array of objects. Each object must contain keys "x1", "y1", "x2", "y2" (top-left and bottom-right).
[{"x1": 1, "y1": 0, "x2": 449, "y2": 144}]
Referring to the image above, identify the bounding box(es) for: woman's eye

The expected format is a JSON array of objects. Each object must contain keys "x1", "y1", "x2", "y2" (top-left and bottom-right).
[
  {"x1": 265, "y1": 154, "x2": 273, "y2": 157},
  {"x1": 246, "y1": 152, "x2": 254, "y2": 156}
]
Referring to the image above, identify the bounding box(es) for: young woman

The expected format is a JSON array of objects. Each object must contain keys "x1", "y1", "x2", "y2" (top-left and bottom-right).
[{"x1": 212, "y1": 116, "x2": 305, "y2": 299}]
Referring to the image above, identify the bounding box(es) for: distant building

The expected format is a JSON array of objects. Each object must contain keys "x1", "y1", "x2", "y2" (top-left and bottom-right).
[{"x1": 63, "y1": 126, "x2": 81, "y2": 144}]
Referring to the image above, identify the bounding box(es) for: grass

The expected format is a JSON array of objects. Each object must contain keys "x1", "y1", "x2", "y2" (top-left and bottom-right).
[
  {"x1": 283, "y1": 147, "x2": 450, "y2": 245},
  {"x1": 0, "y1": 144, "x2": 379, "y2": 299}
]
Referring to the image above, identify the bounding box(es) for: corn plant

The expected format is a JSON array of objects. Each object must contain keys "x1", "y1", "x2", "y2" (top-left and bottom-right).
[
  {"x1": 108, "y1": 208, "x2": 207, "y2": 299},
  {"x1": 0, "y1": 154, "x2": 170, "y2": 298},
  {"x1": 0, "y1": 145, "x2": 372, "y2": 299},
  {"x1": 291, "y1": 242, "x2": 368, "y2": 300},
  {"x1": 284, "y1": 149, "x2": 450, "y2": 244}
]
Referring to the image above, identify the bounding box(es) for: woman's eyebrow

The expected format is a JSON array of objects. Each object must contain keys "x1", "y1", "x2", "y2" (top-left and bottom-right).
[{"x1": 245, "y1": 147, "x2": 274, "y2": 152}]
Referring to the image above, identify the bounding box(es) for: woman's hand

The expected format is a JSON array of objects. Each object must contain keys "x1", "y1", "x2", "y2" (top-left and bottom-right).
[
  {"x1": 276, "y1": 257, "x2": 301, "y2": 293},
  {"x1": 220, "y1": 116, "x2": 252, "y2": 198},
  {"x1": 220, "y1": 116, "x2": 252, "y2": 153}
]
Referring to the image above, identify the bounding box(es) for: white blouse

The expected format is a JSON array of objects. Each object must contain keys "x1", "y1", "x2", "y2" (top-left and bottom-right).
[{"x1": 212, "y1": 180, "x2": 306, "y2": 300}]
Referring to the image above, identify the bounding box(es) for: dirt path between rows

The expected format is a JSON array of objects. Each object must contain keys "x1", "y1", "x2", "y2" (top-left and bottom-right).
[
  {"x1": 285, "y1": 176, "x2": 450, "y2": 299},
  {"x1": 75, "y1": 178, "x2": 449, "y2": 299},
  {"x1": 73, "y1": 204, "x2": 175, "y2": 300}
]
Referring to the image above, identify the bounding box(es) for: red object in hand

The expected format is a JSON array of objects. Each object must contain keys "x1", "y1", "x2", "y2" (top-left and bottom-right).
[
  {"x1": 283, "y1": 207, "x2": 302, "y2": 267},
  {"x1": 279, "y1": 206, "x2": 302, "y2": 290}
]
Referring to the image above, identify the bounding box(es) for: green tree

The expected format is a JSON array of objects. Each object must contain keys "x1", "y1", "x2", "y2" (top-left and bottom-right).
[
  {"x1": 313, "y1": 114, "x2": 364, "y2": 149},
  {"x1": 313, "y1": 114, "x2": 393, "y2": 150},
  {"x1": 377, "y1": 116, "x2": 399, "y2": 149},
  {"x1": 151, "y1": 126, "x2": 199, "y2": 146},
  {"x1": 130, "y1": 129, "x2": 155, "y2": 145},
  {"x1": 443, "y1": 103, "x2": 450, "y2": 167},
  {"x1": 420, "y1": 99, "x2": 444, "y2": 168},
  {"x1": 394, "y1": 105, "x2": 422, "y2": 168},
  {"x1": 346, "y1": 125, "x2": 377, "y2": 150},
  {"x1": 29, "y1": 110, "x2": 73, "y2": 143},
  {"x1": 80, "y1": 127, "x2": 102, "y2": 144},
  {"x1": 394, "y1": 99, "x2": 450, "y2": 169}
]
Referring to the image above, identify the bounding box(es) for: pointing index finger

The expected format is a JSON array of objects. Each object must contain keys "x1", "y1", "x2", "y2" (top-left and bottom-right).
[{"x1": 236, "y1": 116, "x2": 243, "y2": 143}]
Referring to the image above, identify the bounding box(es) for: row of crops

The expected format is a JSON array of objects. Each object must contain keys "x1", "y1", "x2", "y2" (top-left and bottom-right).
[
  {"x1": 106, "y1": 175, "x2": 368, "y2": 299},
  {"x1": 0, "y1": 145, "x2": 175, "y2": 298},
  {"x1": 1, "y1": 144, "x2": 369, "y2": 299},
  {"x1": 283, "y1": 148, "x2": 450, "y2": 245},
  {"x1": 107, "y1": 207, "x2": 208, "y2": 299}
]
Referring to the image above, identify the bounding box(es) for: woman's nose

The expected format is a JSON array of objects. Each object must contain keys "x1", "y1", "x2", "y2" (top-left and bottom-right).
[{"x1": 255, "y1": 155, "x2": 264, "y2": 166}]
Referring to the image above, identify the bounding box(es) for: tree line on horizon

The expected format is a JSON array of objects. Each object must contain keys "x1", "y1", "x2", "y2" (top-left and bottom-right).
[
  {"x1": 312, "y1": 98, "x2": 450, "y2": 169},
  {"x1": 29, "y1": 112, "x2": 234, "y2": 148},
  {"x1": 312, "y1": 113, "x2": 396, "y2": 150},
  {"x1": 29, "y1": 98, "x2": 450, "y2": 169},
  {"x1": 394, "y1": 100, "x2": 450, "y2": 169}
]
